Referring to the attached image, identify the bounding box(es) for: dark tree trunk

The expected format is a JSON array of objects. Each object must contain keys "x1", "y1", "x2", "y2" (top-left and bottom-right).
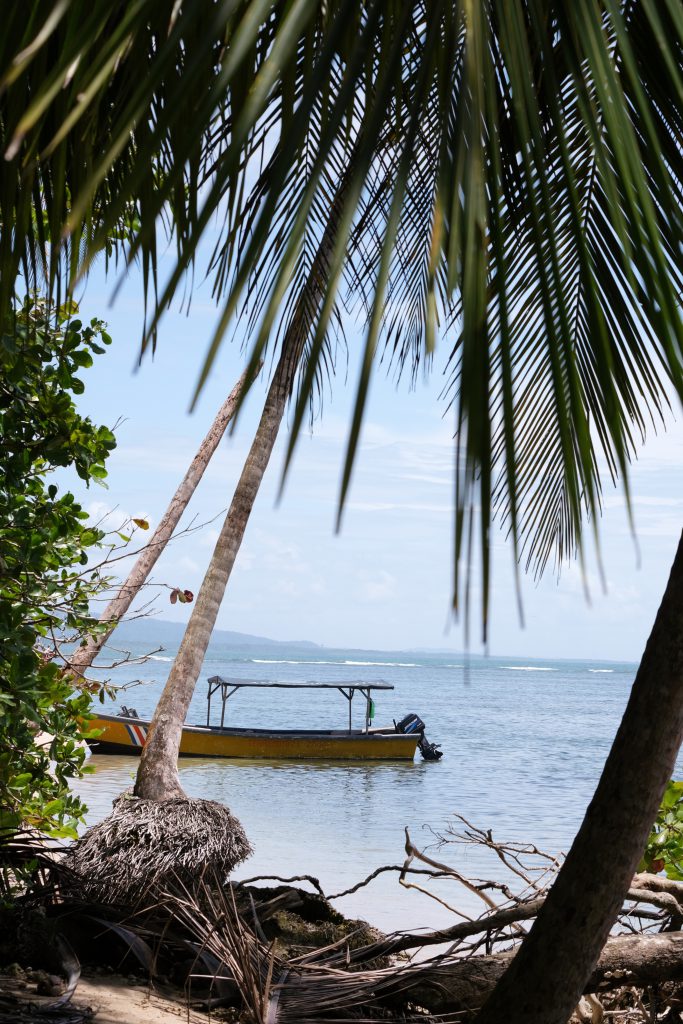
[{"x1": 476, "y1": 531, "x2": 683, "y2": 1024}]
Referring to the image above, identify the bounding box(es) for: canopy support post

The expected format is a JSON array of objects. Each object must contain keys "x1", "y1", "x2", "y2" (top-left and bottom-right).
[
  {"x1": 362, "y1": 687, "x2": 371, "y2": 733},
  {"x1": 337, "y1": 687, "x2": 354, "y2": 733}
]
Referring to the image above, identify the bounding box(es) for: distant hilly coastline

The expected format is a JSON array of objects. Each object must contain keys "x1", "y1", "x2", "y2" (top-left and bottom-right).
[
  {"x1": 104, "y1": 618, "x2": 632, "y2": 665},
  {"x1": 111, "y1": 618, "x2": 465, "y2": 659},
  {"x1": 113, "y1": 617, "x2": 321, "y2": 650},
  {"x1": 114, "y1": 618, "x2": 455, "y2": 657}
]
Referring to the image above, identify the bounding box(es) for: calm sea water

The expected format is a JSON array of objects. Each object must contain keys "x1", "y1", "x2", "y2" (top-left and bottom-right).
[{"x1": 72, "y1": 638, "x2": 673, "y2": 934}]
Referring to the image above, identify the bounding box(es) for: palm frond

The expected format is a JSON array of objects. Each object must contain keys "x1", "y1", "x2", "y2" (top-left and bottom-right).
[{"x1": 3, "y1": 1, "x2": 683, "y2": 629}]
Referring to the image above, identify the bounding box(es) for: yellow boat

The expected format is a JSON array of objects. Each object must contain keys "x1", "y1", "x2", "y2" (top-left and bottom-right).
[{"x1": 88, "y1": 678, "x2": 436, "y2": 762}]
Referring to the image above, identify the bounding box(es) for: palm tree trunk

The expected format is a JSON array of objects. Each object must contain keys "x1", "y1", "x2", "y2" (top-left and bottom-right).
[
  {"x1": 69, "y1": 367, "x2": 254, "y2": 680},
  {"x1": 476, "y1": 530, "x2": 683, "y2": 1024},
  {"x1": 134, "y1": 192, "x2": 343, "y2": 802}
]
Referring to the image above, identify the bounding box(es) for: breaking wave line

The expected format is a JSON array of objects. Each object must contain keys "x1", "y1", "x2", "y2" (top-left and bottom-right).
[{"x1": 502, "y1": 666, "x2": 556, "y2": 672}]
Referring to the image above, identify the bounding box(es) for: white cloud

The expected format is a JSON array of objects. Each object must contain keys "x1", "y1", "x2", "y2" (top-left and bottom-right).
[
  {"x1": 347, "y1": 500, "x2": 451, "y2": 515},
  {"x1": 357, "y1": 569, "x2": 397, "y2": 603},
  {"x1": 199, "y1": 527, "x2": 221, "y2": 548},
  {"x1": 176, "y1": 556, "x2": 200, "y2": 573}
]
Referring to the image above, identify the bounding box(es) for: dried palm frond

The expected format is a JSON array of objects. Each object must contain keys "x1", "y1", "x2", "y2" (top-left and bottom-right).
[
  {"x1": 161, "y1": 874, "x2": 276, "y2": 1023},
  {"x1": 64, "y1": 797, "x2": 251, "y2": 906},
  {"x1": 162, "y1": 876, "x2": 471, "y2": 1022},
  {"x1": 0, "y1": 828, "x2": 74, "y2": 903},
  {"x1": 158, "y1": 874, "x2": 459, "y2": 1023}
]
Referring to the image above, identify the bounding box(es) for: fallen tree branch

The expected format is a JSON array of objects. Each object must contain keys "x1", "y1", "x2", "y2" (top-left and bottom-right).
[
  {"x1": 338, "y1": 883, "x2": 679, "y2": 966},
  {"x1": 334, "y1": 899, "x2": 545, "y2": 966},
  {"x1": 237, "y1": 874, "x2": 326, "y2": 897},
  {"x1": 237, "y1": 866, "x2": 471, "y2": 902},
  {"x1": 402, "y1": 828, "x2": 500, "y2": 914},
  {"x1": 631, "y1": 872, "x2": 683, "y2": 900},
  {"x1": 274, "y1": 932, "x2": 683, "y2": 1020},
  {"x1": 626, "y1": 887, "x2": 683, "y2": 917},
  {"x1": 328, "y1": 865, "x2": 467, "y2": 900},
  {"x1": 403, "y1": 930, "x2": 683, "y2": 1014}
]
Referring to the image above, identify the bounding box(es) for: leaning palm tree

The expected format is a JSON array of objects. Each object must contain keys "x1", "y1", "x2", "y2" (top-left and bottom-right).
[
  {"x1": 70, "y1": 366, "x2": 253, "y2": 678},
  {"x1": 66, "y1": 170, "x2": 350, "y2": 896},
  {"x1": 4, "y1": 4, "x2": 683, "y2": 1022},
  {"x1": 135, "y1": 172, "x2": 348, "y2": 799}
]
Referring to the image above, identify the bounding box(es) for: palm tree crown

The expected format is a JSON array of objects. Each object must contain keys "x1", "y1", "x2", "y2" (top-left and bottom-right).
[{"x1": 2, "y1": 1, "x2": 683, "y2": 623}]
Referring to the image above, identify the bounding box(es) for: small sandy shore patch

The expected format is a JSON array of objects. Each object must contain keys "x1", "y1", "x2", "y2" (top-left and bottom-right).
[
  {"x1": 75, "y1": 974, "x2": 211, "y2": 1024},
  {"x1": 0, "y1": 968, "x2": 215, "y2": 1024}
]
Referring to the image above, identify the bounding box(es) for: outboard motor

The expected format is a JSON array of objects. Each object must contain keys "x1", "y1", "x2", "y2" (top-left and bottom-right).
[{"x1": 395, "y1": 712, "x2": 443, "y2": 761}]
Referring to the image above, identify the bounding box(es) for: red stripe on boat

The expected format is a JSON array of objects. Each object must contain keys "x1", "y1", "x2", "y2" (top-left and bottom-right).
[{"x1": 125, "y1": 723, "x2": 148, "y2": 747}]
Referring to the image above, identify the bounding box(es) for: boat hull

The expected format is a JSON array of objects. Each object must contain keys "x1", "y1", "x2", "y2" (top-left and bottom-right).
[{"x1": 88, "y1": 714, "x2": 419, "y2": 761}]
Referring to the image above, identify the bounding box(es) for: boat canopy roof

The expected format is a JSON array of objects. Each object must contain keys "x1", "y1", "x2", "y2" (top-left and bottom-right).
[
  {"x1": 207, "y1": 676, "x2": 394, "y2": 691},
  {"x1": 205, "y1": 676, "x2": 394, "y2": 732}
]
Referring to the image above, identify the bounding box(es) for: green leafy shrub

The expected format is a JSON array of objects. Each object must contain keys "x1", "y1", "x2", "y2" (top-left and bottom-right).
[
  {"x1": 638, "y1": 779, "x2": 683, "y2": 879},
  {"x1": 0, "y1": 297, "x2": 116, "y2": 841}
]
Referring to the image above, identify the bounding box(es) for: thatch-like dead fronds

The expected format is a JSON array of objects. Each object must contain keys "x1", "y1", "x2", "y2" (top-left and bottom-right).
[
  {"x1": 164, "y1": 874, "x2": 276, "y2": 1023},
  {"x1": 65, "y1": 796, "x2": 252, "y2": 905},
  {"x1": 0, "y1": 828, "x2": 74, "y2": 904}
]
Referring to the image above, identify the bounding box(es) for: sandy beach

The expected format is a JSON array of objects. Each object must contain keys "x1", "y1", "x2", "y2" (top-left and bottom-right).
[
  {"x1": 1, "y1": 967, "x2": 215, "y2": 1024},
  {"x1": 75, "y1": 974, "x2": 213, "y2": 1024}
]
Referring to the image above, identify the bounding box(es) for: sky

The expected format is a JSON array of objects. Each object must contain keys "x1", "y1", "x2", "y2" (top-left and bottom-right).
[{"x1": 62, "y1": 256, "x2": 683, "y2": 663}]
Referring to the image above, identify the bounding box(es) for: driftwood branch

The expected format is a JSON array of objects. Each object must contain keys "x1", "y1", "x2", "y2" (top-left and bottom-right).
[
  {"x1": 238, "y1": 866, "x2": 470, "y2": 902},
  {"x1": 329, "y1": 865, "x2": 473, "y2": 900},
  {"x1": 630, "y1": 872, "x2": 683, "y2": 902},
  {"x1": 337, "y1": 872, "x2": 683, "y2": 966},
  {"x1": 340, "y1": 898, "x2": 546, "y2": 965},
  {"x1": 402, "y1": 828, "x2": 501, "y2": 914},
  {"x1": 236, "y1": 833, "x2": 683, "y2": 1018},
  {"x1": 626, "y1": 886, "x2": 683, "y2": 917},
  {"x1": 237, "y1": 874, "x2": 326, "y2": 896},
  {"x1": 273, "y1": 930, "x2": 683, "y2": 1019},
  {"x1": 400, "y1": 931, "x2": 683, "y2": 1014}
]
